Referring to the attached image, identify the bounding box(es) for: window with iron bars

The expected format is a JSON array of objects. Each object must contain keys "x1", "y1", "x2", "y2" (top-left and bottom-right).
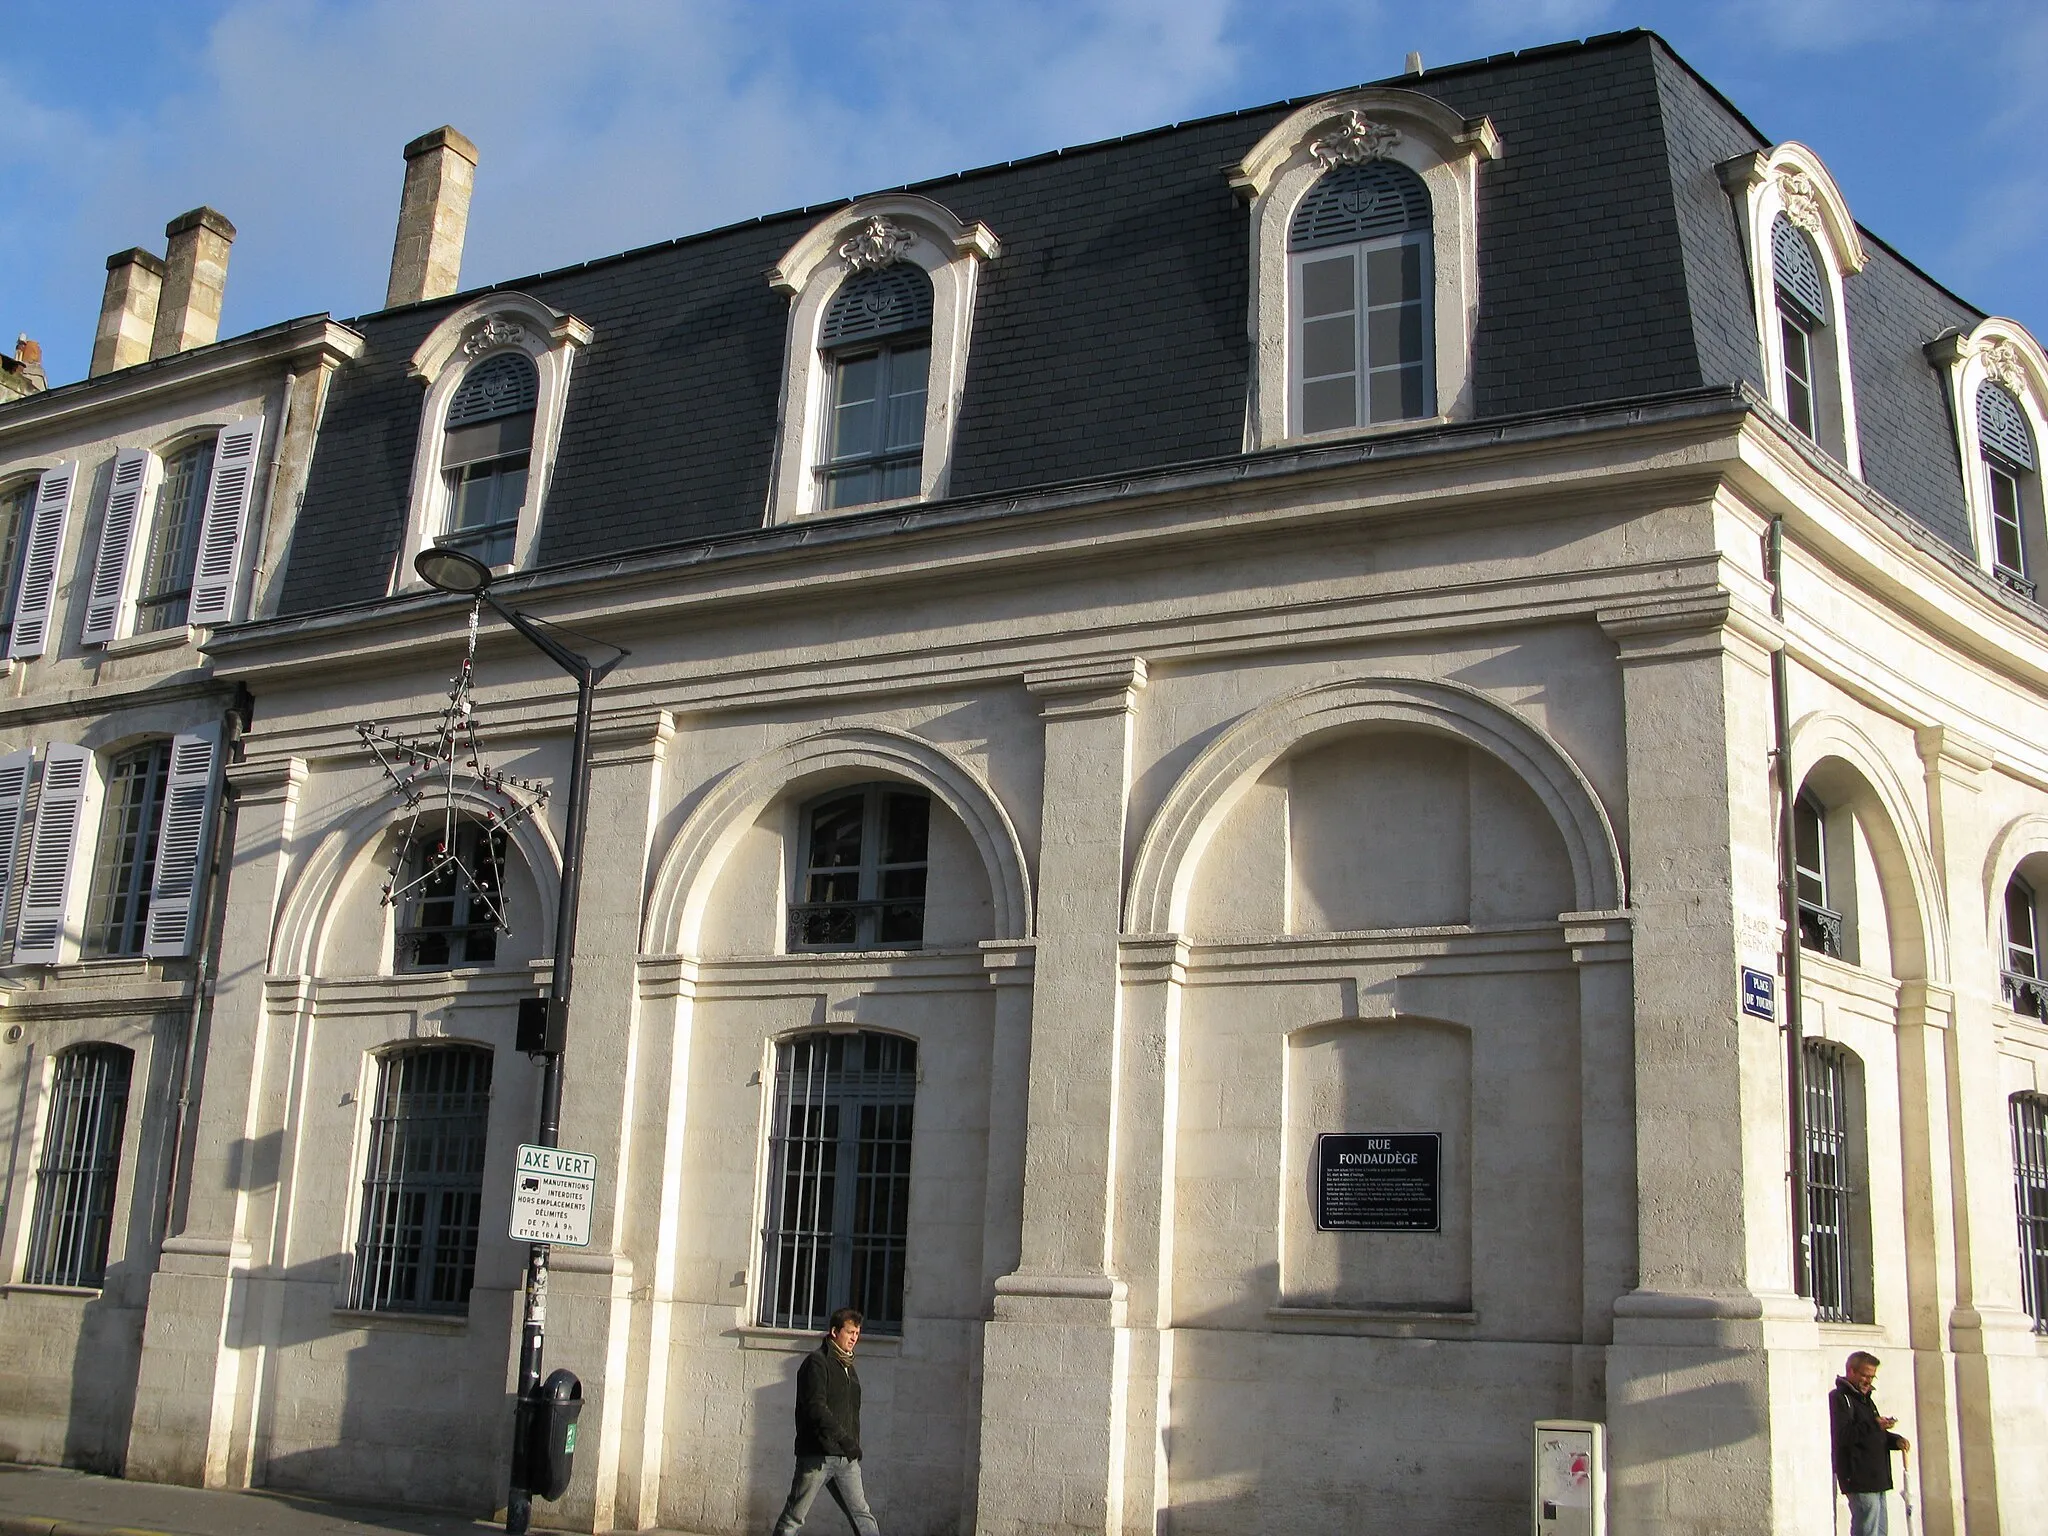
[
  {"x1": 23, "y1": 1044, "x2": 132, "y2": 1287},
  {"x1": 1804, "y1": 1039, "x2": 1864, "y2": 1323},
  {"x1": 2013, "y1": 1092, "x2": 2048, "y2": 1333},
  {"x1": 349, "y1": 1045, "x2": 493, "y2": 1313},
  {"x1": 759, "y1": 1031, "x2": 916, "y2": 1334},
  {"x1": 789, "y1": 785, "x2": 928, "y2": 951}
]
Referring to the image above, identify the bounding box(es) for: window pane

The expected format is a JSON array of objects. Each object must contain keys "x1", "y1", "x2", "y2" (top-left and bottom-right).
[
  {"x1": 1300, "y1": 255, "x2": 1355, "y2": 319},
  {"x1": 808, "y1": 795, "x2": 864, "y2": 868},
  {"x1": 1991, "y1": 466, "x2": 2026, "y2": 574},
  {"x1": 2008, "y1": 881, "x2": 2039, "y2": 976},
  {"x1": 1794, "y1": 797, "x2": 1825, "y2": 905},
  {"x1": 1781, "y1": 313, "x2": 1816, "y2": 440},
  {"x1": 877, "y1": 458, "x2": 921, "y2": 502},
  {"x1": 83, "y1": 744, "x2": 171, "y2": 957},
  {"x1": 831, "y1": 355, "x2": 882, "y2": 460},
  {"x1": 885, "y1": 346, "x2": 930, "y2": 452},
  {"x1": 1301, "y1": 316, "x2": 1356, "y2": 381},
  {"x1": 0, "y1": 481, "x2": 31, "y2": 630},
  {"x1": 1368, "y1": 365, "x2": 1427, "y2": 425},
  {"x1": 1301, "y1": 377, "x2": 1357, "y2": 435},
  {"x1": 882, "y1": 793, "x2": 929, "y2": 864},
  {"x1": 825, "y1": 466, "x2": 878, "y2": 510},
  {"x1": 1366, "y1": 242, "x2": 1423, "y2": 306}
]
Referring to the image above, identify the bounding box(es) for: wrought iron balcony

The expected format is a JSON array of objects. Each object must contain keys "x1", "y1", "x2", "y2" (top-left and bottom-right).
[
  {"x1": 1797, "y1": 899, "x2": 1844, "y2": 959},
  {"x1": 788, "y1": 899, "x2": 926, "y2": 950},
  {"x1": 1995, "y1": 564, "x2": 2038, "y2": 601},
  {"x1": 2003, "y1": 968, "x2": 2048, "y2": 1020}
]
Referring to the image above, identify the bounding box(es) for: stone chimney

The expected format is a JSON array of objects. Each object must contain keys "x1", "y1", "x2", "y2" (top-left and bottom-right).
[
  {"x1": 0, "y1": 336, "x2": 49, "y2": 402},
  {"x1": 386, "y1": 126, "x2": 479, "y2": 309},
  {"x1": 91, "y1": 248, "x2": 167, "y2": 377},
  {"x1": 150, "y1": 206, "x2": 236, "y2": 360}
]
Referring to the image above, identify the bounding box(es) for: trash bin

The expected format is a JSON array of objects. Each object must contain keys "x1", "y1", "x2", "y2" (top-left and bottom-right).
[{"x1": 521, "y1": 1368, "x2": 582, "y2": 1501}]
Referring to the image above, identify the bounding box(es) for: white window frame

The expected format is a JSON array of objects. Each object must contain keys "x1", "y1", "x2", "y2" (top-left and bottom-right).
[
  {"x1": 1927, "y1": 319, "x2": 2048, "y2": 594},
  {"x1": 1719, "y1": 145, "x2": 1867, "y2": 474},
  {"x1": 1286, "y1": 226, "x2": 1436, "y2": 437},
  {"x1": 392, "y1": 294, "x2": 592, "y2": 592},
  {"x1": 1230, "y1": 88, "x2": 1498, "y2": 451},
  {"x1": 763, "y1": 195, "x2": 1000, "y2": 525}
]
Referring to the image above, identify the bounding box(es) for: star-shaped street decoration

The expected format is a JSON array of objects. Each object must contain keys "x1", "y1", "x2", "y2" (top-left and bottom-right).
[{"x1": 358, "y1": 601, "x2": 551, "y2": 960}]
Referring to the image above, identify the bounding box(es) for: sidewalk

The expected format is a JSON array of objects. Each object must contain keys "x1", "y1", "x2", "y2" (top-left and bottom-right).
[{"x1": 0, "y1": 1464, "x2": 575, "y2": 1536}]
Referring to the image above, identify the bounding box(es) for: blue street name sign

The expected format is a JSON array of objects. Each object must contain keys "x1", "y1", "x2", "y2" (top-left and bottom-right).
[{"x1": 1740, "y1": 966, "x2": 1776, "y2": 1021}]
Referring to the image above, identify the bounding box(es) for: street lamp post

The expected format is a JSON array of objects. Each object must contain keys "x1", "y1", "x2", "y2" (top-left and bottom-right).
[{"x1": 413, "y1": 547, "x2": 623, "y2": 1535}]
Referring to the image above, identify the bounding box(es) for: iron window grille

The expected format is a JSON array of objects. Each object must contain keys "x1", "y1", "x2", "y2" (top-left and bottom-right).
[
  {"x1": 349, "y1": 1044, "x2": 493, "y2": 1313},
  {"x1": 1793, "y1": 792, "x2": 1843, "y2": 958},
  {"x1": 395, "y1": 820, "x2": 507, "y2": 970},
  {"x1": 0, "y1": 478, "x2": 33, "y2": 632},
  {"x1": 439, "y1": 352, "x2": 537, "y2": 568},
  {"x1": 1288, "y1": 160, "x2": 1433, "y2": 435},
  {"x1": 817, "y1": 267, "x2": 935, "y2": 511},
  {"x1": 1804, "y1": 1039, "x2": 1861, "y2": 1323},
  {"x1": 759, "y1": 1031, "x2": 917, "y2": 1333},
  {"x1": 2013, "y1": 1092, "x2": 2048, "y2": 1332},
  {"x1": 789, "y1": 784, "x2": 929, "y2": 950},
  {"x1": 81, "y1": 741, "x2": 171, "y2": 958},
  {"x1": 23, "y1": 1044, "x2": 133, "y2": 1287},
  {"x1": 135, "y1": 439, "x2": 215, "y2": 634}
]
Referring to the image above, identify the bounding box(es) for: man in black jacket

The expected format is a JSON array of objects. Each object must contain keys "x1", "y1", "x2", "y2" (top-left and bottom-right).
[
  {"x1": 1830, "y1": 1350, "x2": 1909, "y2": 1536},
  {"x1": 772, "y1": 1308, "x2": 881, "y2": 1536}
]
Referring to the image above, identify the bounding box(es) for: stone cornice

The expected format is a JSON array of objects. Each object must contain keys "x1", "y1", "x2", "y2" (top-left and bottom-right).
[{"x1": 1024, "y1": 656, "x2": 1147, "y2": 720}]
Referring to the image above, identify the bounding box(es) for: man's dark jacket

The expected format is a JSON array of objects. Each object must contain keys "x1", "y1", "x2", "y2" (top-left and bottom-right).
[
  {"x1": 1829, "y1": 1376, "x2": 1903, "y2": 1493},
  {"x1": 794, "y1": 1343, "x2": 862, "y2": 1459}
]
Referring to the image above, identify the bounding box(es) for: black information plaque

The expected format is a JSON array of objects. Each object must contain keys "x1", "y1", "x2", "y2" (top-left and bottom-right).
[{"x1": 1314, "y1": 1132, "x2": 1441, "y2": 1232}]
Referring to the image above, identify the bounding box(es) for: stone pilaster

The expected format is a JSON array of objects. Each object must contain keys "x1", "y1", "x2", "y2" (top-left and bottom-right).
[
  {"x1": 541, "y1": 706, "x2": 673, "y2": 1533},
  {"x1": 976, "y1": 658, "x2": 1144, "y2": 1536},
  {"x1": 1595, "y1": 596, "x2": 1825, "y2": 1535},
  {"x1": 127, "y1": 757, "x2": 306, "y2": 1488},
  {"x1": 1916, "y1": 727, "x2": 2045, "y2": 1535}
]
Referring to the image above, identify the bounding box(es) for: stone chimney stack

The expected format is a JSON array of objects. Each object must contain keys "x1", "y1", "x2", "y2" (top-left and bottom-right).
[
  {"x1": 150, "y1": 206, "x2": 236, "y2": 360},
  {"x1": 386, "y1": 126, "x2": 479, "y2": 309},
  {"x1": 91, "y1": 248, "x2": 167, "y2": 377}
]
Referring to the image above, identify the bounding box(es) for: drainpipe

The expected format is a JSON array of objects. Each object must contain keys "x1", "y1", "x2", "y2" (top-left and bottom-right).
[
  {"x1": 157, "y1": 687, "x2": 252, "y2": 1240},
  {"x1": 1769, "y1": 517, "x2": 1811, "y2": 1299}
]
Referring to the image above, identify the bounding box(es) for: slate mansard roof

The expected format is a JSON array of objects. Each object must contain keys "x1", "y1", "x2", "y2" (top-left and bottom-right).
[{"x1": 275, "y1": 29, "x2": 1988, "y2": 616}]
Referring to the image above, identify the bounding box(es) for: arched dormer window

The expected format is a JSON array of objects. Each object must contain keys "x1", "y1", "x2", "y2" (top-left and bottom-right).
[
  {"x1": 394, "y1": 295, "x2": 592, "y2": 591},
  {"x1": 1719, "y1": 144, "x2": 1866, "y2": 472},
  {"x1": 764, "y1": 195, "x2": 999, "y2": 524},
  {"x1": 1928, "y1": 320, "x2": 2048, "y2": 599},
  {"x1": 439, "y1": 352, "x2": 538, "y2": 566},
  {"x1": 1230, "y1": 87, "x2": 1499, "y2": 451},
  {"x1": 816, "y1": 266, "x2": 935, "y2": 510},
  {"x1": 1288, "y1": 160, "x2": 1433, "y2": 434}
]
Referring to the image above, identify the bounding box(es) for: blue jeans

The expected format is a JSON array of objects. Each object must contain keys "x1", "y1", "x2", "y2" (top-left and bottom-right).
[
  {"x1": 1846, "y1": 1491, "x2": 1888, "y2": 1536},
  {"x1": 773, "y1": 1454, "x2": 881, "y2": 1536}
]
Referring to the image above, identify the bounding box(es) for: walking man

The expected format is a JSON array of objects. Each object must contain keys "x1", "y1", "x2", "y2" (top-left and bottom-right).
[
  {"x1": 1830, "y1": 1350, "x2": 1909, "y2": 1536},
  {"x1": 772, "y1": 1308, "x2": 881, "y2": 1536}
]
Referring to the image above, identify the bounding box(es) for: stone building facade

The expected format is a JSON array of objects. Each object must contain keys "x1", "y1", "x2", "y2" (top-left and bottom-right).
[{"x1": 6, "y1": 28, "x2": 2048, "y2": 1536}]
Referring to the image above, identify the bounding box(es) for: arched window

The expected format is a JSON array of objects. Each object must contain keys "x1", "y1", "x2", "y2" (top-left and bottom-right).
[
  {"x1": 1772, "y1": 214, "x2": 1835, "y2": 447},
  {"x1": 790, "y1": 783, "x2": 930, "y2": 950},
  {"x1": 2013, "y1": 1091, "x2": 2048, "y2": 1331},
  {"x1": 350, "y1": 1043, "x2": 494, "y2": 1313},
  {"x1": 759, "y1": 1031, "x2": 917, "y2": 1333},
  {"x1": 1803, "y1": 1039, "x2": 1870, "y2": 1323},
  {"x1": 2002, "y1": 875, "x2": 2046, "y2": 1017},
  {"x1": 393, "y1": 818, "x2": 508, "y2": 971},
  {"x1": 1979, "y1": 382, "x2": 2040, "y2": 594},
  {"x1": 23, "y1": 1043, "x2": 133, "y2": 1287},
  {"x1": 134, "y1": 437, "x2": 215, "y2": 633},
  {"x1": 1288, "y1": 160, "x2": 1433, "y2": 435},
  {"x1": 81, "y1": 741, "x2": 171, "y2": 958},
  {"x1": 437, "y1": 351, "x2": 537, "y2": 567},
  {"x1": 816, "y1": 267, "x2": 934, "y2": 510}
]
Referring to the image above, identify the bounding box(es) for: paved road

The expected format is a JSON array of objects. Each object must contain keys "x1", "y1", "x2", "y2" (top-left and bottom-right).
[{"x1": 0, "y1": 1464, "x2": 592, "y2": 1536}]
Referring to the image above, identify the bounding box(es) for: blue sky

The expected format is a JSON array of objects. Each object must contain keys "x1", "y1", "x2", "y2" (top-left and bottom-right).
[{"x1": 4, "y1": 0, "x2": 2043, "y2": 387}]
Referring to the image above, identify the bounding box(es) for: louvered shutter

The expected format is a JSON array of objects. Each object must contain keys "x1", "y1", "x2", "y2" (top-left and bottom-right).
[
  {"x1": 143, "y1": 727, "x2": 220, "y2": 958},
  {"x1": 185, "y1": 415, "x2": 265, "y2": 626},
  {"x1": 8, "y1": 462, "x2": 79, "y2": 660},
  {"x1": 0, "y1": 747, "x2": 32, "y2": 939},
  {"x1": 15, "y1": 743, "x2": 94, "y2": 964},
  {"x1": 80, "y1": 448, "x2": 159, "y2": 645},
  {"x1": 1979, "y1": 381, "x2": 2038, "y2": 471}
]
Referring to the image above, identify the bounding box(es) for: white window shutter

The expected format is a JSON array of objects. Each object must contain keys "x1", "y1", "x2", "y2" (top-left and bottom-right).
[
  {"x1": 0, "y1": 747, "x2": 33, "y2": 937},
  {"x1": 186, "y1": 416, "x2": 265, "y2": 626},
  {"x1": 143, "y1": 727, "x2": 221, "y2": 958},
  {"x1": 15, "y1": 743, "x2": 94, "y2": 964},
  {"x1": 9, "y1": 462, "x2": 80, "y2": 659},
  {"x1": 80, "y1": 448, "x2": 160, "y2": 646}
]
